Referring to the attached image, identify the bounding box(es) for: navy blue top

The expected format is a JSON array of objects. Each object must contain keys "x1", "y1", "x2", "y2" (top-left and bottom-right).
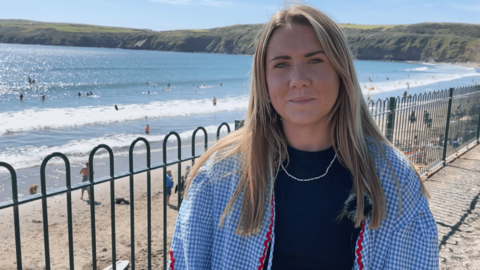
[{"x1": 264, "y1": 146, "x2": 360, "y2": 270}]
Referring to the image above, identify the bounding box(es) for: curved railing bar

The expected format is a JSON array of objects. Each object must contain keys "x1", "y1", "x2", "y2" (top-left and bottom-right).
[
  {"x1": 192, "y1": 127, "x2": 208, "y2": 159},
  {"x1": 88, "y1": 144, "x2": 114, "y2": 270},
  {"x1": 216, "y1": 122, "x2": 231, "y2": 140},
  {"x1": 0, "y1": 162, "x2": 22, "y2": 270},
  {"x1": 39, "y1": 153, "x2": 71, "y2": 270},
  {"x1": 162, "y1": 131, "x2": 181, "y2": 270},
  {"x1": 128, "y1": 137, "x2": 151, "y2": 270}
]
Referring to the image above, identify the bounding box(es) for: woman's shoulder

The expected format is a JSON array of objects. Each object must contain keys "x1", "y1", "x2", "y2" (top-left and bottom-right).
[
  {"x1": 365, "y1": 136, "x2": 416, "y2": 182},
  {"x1": 364, "y1": 136, "x2": 425, "y2": 209},
  {"x1": 188, "y1": 150, "x2": 243, "y2": 196}
]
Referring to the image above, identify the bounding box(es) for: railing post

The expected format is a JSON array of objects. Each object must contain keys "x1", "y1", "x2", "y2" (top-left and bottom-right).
[
  {"x1": 477, "y1": 104, "x2": 480, "y2": 142},
  {"x1": 0, "y1": 162, "x2": 22, "y2": 270},
  {"x1": 235, "y1": 119, "x2": 244, "y2": 130},
  {"x1": 385, "y1": 97, "x2": 397, "y2": 143},
  {"x1": 442, "y1": 88, "x2": 455, "y2": 163}
]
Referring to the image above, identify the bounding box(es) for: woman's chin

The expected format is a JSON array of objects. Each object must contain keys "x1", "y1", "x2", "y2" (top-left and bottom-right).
[{"x1": 282, "y1": 115, "x2": 319, "y2": 126}]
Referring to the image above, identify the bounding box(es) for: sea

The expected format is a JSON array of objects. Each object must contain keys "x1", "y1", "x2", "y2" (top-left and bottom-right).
[{"x1": 1, "y1": 43, "x2": 479, "y2": 202}]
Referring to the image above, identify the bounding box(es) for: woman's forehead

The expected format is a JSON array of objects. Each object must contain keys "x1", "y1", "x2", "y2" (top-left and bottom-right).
[{"x1": 266, "y1": 25, "x2": 323, "y2": 56}]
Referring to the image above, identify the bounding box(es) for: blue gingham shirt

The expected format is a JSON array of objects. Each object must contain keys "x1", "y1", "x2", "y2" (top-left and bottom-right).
[{"x1": 168, "y1": 138, "x2": 439, "y2": 269}]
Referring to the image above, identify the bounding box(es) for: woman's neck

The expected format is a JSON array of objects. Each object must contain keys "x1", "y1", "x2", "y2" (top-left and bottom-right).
[{"x1": 282, "y1": 121, "x2": 332, "y2": 152}]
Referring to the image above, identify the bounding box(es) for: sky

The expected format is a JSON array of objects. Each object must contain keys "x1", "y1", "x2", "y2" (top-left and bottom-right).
[{"x1": 1, "y1": 0, "x2": 479, "y2": 31}]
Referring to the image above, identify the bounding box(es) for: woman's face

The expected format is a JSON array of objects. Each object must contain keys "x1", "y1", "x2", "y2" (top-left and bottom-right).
[{"x1": 266, "y1": 24, "x2": 340, "y2": 129}]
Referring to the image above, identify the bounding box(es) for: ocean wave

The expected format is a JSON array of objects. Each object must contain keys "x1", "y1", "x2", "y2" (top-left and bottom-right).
[
  {"x1": 361, "y1": 72, "x2": 480, "y2": 95},
  {"x1": 0, "y1": 124, "x2": 234, "y2": 171},
  {"x1": 402, "y1": 67, "x2": 429, "y2": 72},
  {"x1": 0, "y1": 96, "x2": 248, "y2": 135}
]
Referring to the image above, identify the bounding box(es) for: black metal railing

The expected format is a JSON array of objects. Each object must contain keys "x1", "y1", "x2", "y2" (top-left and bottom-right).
[
  {"x1": 369, "y1": 85, "x2": 480, "y2": 175},
  {"x1": 0, "y1": 123, "x2": 231, "y2": 270},
  {"x1": 1, "y1": 84, "x2": 480, "y2": 269}
]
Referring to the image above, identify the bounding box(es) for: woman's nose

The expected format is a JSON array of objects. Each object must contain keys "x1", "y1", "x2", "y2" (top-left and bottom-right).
[{"x1": 289, "y1": 65, "x2": 311, "y2": 89}]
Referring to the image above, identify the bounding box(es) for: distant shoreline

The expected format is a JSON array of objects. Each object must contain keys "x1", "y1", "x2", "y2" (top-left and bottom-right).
[
  {"x1": 1, "y1": 42, "x2": 479, "y2": 68},
  {"x1": 1, "y1": 20, "x2": 480, "y2": 62}
]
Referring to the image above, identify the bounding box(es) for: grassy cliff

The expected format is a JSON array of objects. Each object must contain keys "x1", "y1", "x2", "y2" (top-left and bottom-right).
[{"x1": 1, "y1": 19, "x2": 479, "y2": 63}]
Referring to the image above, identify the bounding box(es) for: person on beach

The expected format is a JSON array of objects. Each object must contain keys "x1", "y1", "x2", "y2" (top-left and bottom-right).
[
  {"x1": 168, "y1": 5, "x2": 438, "y2": 269},
  {"x1": 213, "y1": 96, "x2": 217, "y2": 106},
  {"x1": 79, "y1": 162, "x2": 90, "y2": 200},
  {"x1": 166, "y1": 170, "x2": 174, "y2": 205},
  {"x1": 145, "y1": 124, "x2": 150, "y2": 135}
]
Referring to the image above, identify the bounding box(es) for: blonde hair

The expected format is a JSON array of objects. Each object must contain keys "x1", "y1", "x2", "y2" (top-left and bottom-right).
[{"x1": 185, "y1": 4, "x2": 428, "y2": 236}]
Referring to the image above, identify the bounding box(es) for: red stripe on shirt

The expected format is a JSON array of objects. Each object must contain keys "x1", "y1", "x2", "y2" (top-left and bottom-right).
[
  {"x1": 258, "y1": 194, "x2": 274, "y2": 270},
  {"x1": 355, "y1": 220, "x2": 366, "y2": 270},
  {"x1": 169, "y1": 250, "x2": 175, "y2": 270}
]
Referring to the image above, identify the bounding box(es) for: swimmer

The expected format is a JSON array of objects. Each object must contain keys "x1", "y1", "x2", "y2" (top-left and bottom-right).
[
  {"x1": 41, "y1": 93, "x2": 45, "y2": 100},
  {"x1": 19, "y1": 93, "x2": 23, "y2": 100},
  {"x1": 148, "y1": 91, "x2": 150, "y2": 94},
  {"x1": 89, "y1": 91, "x2": 93, "y2": 95},
  {"x1": 168, "y1": 82, "x2": 170, "y2": 88},
  {"x1": 78, "y1": 92, "x2": 81, "y2": 97},
  {"x1": 220, "y1": 83, "x2": 223, "y2": 86}
]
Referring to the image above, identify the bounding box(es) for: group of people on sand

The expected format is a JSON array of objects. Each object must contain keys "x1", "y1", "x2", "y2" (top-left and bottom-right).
[{"x1": 77, "y1": 161, "x2": 174, "y2": 205}]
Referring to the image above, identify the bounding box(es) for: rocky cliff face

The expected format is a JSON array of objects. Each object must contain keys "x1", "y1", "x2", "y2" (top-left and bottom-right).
[{"x1": 0, "y1": 22, "x2": 479, "y2": 63}]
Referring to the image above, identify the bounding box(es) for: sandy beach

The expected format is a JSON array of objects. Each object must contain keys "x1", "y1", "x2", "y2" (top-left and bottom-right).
[{"x1": 0, "y1": 162, "x2": 190, "y2": 269}]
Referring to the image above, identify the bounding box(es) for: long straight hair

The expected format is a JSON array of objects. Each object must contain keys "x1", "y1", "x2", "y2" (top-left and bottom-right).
[{"x1": 184, "y1": 5, "x2": 428, "y2": 236}]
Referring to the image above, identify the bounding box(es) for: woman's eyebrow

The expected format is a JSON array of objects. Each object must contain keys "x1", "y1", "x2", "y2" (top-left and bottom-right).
[
  {"x1": 268, "y1": 50, "x2": 325, "y2": 62},
  {"x1": 304, "y1": 50, "x2": 325, "y2": 57}
]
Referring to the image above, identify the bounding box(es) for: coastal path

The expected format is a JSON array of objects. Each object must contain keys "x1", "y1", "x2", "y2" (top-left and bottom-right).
[{"x1": 427, "y1": 143, "x2": 480, "y2": 269}]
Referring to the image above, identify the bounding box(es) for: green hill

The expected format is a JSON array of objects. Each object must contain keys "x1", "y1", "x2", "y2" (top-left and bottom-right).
[{"x1": 0, "y1": 19, "x2": 479, "y2": 63}]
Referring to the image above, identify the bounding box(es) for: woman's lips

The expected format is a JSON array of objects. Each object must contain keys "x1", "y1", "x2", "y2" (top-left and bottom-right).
[{"x1": 290, "y1": 98, "x2": 313, "y2": 104}]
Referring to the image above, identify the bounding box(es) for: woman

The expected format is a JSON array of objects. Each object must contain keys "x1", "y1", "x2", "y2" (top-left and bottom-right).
[{"x1": 168, "y1": 5, "x2": 438, "y2": 269}]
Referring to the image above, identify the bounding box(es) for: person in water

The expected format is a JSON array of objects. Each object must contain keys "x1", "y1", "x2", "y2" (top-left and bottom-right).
[
  {"x1": 213, "y1": 97, "x2": 217, "y2": 106},
  {"x1": 78, "y1": 92, "x2": 81, "y2": 97},
  {"x1": 168, "y1": 4, "x2": 438, "y2": 269},
  {"x1": 115, "y1": 104, "x2": 118, "y2": 111},
  {"x1": 145, "y1": 124, "x2": 150, "y2": 135},
  {"x1": 19, "y1": 93, "x2": 23, "y2": 100},
  {"x1": 40, "y1": 93, "x2": 45, "y2": 100}
]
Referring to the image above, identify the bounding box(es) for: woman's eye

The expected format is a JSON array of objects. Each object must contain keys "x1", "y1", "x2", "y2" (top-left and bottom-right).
[
  {"x1": 309, "y1": 58, "x2": 322, "y2": 64},
  {"x1": 274, "y1": 62, "x2": 288, "y2": 68}
]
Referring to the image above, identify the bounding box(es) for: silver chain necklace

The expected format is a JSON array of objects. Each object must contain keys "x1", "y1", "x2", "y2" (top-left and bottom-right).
[{"x1": 280, "y1": 154, "x2": 337, "y2": 182}]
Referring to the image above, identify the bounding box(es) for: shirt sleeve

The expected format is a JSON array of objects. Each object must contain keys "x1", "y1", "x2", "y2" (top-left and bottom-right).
[
  {"x1": 355, "y1": 140, "x2": 439, "y2": 269},
  {"x1": 168, "y1": 167, "x2": 214, "y2": 269},
  {"x1": 381, "y1": 165, "x2": 439, "y2": 269}
]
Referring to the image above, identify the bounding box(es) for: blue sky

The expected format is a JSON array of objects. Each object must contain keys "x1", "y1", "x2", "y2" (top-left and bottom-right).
[{"x1": 1, "y1": 0, "x2": 479, "y2": 31}]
